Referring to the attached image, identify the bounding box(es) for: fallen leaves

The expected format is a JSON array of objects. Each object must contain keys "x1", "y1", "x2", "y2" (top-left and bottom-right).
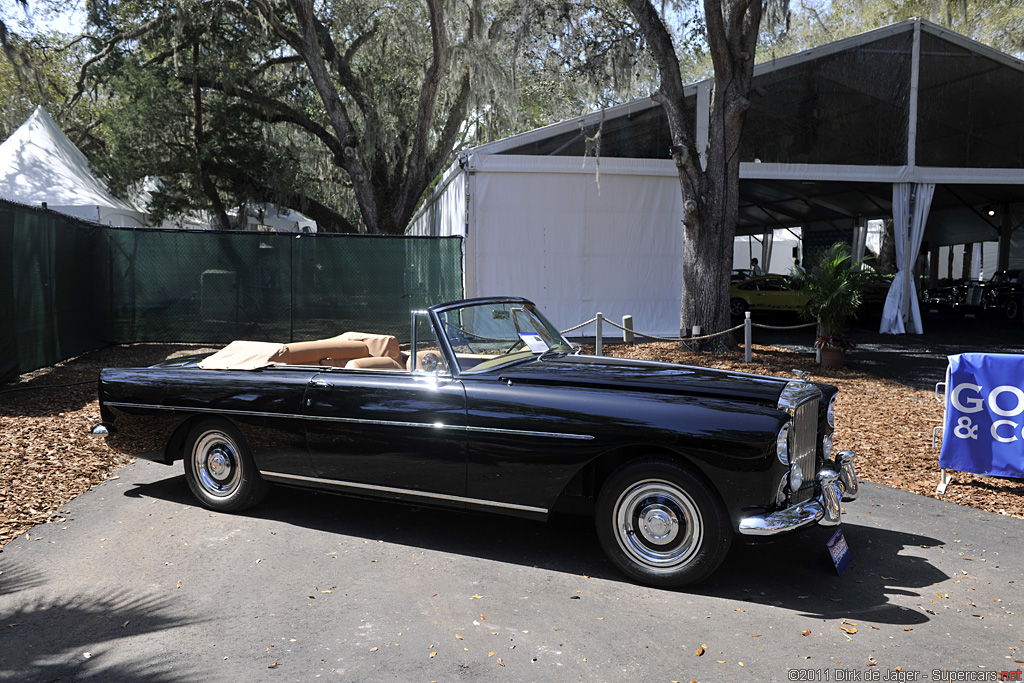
[
  {"x1": 696, "y1": 645, "x2": 706, "y2": 656},
  {"x1": 0, "y1": 344, "x2": 217, "y2": 548}
]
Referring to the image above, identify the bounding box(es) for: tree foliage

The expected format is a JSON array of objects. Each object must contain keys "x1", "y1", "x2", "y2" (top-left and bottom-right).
[{"x1": 71, "y1": 0, "x2": 630, "y2": 233}]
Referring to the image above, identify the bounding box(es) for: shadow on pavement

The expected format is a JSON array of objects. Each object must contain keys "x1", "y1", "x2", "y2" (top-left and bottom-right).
[
  {"x1": 127, "y1": 472, "x2": 947, "y2": 625},
  {"x1": 0, "y1": 589, "x2": 205, "y2": 682}
]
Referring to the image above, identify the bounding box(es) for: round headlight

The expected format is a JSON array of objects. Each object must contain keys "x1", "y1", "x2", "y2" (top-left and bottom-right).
[
  {"x1": 827, "y1": 394, "x2": 836, "y2": 429},
  {"x1": 822, "y1": 432, "x2": 834, "y2": 460},
  {"x1": 776, "y1": 423, "x2": 791, "y2": 465},
  {"x1": 789, "y1": 461, "x2": 804, "y2": 490}
]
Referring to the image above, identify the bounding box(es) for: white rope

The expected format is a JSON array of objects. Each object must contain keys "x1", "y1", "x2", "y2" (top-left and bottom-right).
[
  {"x1": 602, "y1": 317, "x2": 746, "y2": 342},
  {"x1": 751, "y1": 322, "x2": 817, "y2": 330},
  {"x1": 561, "y1": 315, "x2": 813, "y2": 345},
  {"x1": 560, "y1": 317, "x2": 598, "y2": 334}
]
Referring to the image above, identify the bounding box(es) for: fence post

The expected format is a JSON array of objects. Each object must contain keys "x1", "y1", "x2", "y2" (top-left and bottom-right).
[
  {"x1": 692, "y1": 325, "x2": 701, "y2": 353},
  {"x1": 744, "y1": 312, "x2": 752, "y2": 363},
  {"x1": 596, "y1": 312, "x2": 603, "y2": 356},
  {"x1": 622, "y1": 315, "x2": 634, "y2": 343}
]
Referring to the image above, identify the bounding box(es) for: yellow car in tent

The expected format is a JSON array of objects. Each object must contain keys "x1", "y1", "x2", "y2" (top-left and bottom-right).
[{"x1": 730, "y1": 275, "x2": 809, "y2": 316}]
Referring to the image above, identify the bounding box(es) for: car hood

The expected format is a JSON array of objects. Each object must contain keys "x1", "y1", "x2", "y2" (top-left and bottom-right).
[{"x1": 493, "y1": 354, "x2": 795, "y2": 405}]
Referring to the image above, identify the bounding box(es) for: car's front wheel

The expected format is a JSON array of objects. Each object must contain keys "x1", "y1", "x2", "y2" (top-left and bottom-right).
[
  {"x1": 730, "y1": 298, "x2": 748, "y2": 316},
  {"x1": 1005, "y1": 298, "x2": 1020, "y2": 320},
  {"x1": 184, "y1": 419, "x2": 270, "y2": 512},
  {"x1": 596, "y1": 459, "x2": 732, "y2": 588}
]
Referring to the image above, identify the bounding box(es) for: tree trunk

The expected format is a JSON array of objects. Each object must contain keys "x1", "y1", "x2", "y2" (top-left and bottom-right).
[
  {"x1": 191, "y1": 41, "x2": 232, "y2": 231},
  {"x1": 625, "y1": 0, "x2": 761, "y2": 353}
]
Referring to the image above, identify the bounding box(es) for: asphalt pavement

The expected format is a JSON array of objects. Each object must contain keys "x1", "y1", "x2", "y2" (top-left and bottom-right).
[{"x1": 1, "y1": 457, "x2": 1021, "y2": 682}]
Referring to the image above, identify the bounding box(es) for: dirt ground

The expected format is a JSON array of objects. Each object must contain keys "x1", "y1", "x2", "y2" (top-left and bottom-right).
[{"x1": 2, "y1": 342, "x2": 1021, "y2": 549}]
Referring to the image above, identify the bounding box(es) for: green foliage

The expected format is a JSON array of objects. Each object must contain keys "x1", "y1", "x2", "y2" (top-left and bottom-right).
[
  {"x1": 798, "y1": 242, "x2": 874, "y2": 339},
  {"x1": 777, "y1": 1, "x2": 1024, "y2": 58}
]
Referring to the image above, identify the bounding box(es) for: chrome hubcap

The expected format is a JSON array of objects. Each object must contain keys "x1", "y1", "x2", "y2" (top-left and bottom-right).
[
  {"x1": 193, "y1": 431, "x2": 241, "y2": 498},
  {"x1": 614, "y1": 480, "x2": 702, "y2": 572},
  {"x1": 638, "y1": 503, "x2": 679, "y2": 545}
]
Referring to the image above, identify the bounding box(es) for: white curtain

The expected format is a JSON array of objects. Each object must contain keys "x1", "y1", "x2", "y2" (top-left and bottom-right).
[
  {"x1": 880, "y1": 182, "x2": 935, "y2": 334},
  {"x1": 761, "y1": 230, "x2": 774, "y2": 274}
]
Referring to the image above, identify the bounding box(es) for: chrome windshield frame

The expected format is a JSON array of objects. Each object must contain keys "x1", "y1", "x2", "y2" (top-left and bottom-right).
[{"x1": 427, "y1": 297, "x2": 573, "y2": 376}]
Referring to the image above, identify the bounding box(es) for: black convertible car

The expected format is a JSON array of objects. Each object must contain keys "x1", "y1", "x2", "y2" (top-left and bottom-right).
[{"x1": 92, "y1": 296, "x2": 858, "y2": 587}]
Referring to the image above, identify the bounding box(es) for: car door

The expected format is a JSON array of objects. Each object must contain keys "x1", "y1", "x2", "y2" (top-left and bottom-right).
[
  {"x1": 302, "y1": 369, "x2": 469, "y2": 500},
  {"x1": 460, "y1": 375, "x2": 607, "y2": 516}
]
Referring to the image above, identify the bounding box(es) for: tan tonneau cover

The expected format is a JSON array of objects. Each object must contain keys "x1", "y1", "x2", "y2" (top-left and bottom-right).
[{"x1": 198, "y1": 341, "x2": 287, "y2": 370}]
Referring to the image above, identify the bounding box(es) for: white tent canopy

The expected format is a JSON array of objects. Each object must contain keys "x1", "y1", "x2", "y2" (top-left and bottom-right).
[
  {"x1": 410, "y1": 19, "x2": 1024, "y2": 336},
  {"x1": 0, "y1": 107, "x2": 147, "y2": 226}
]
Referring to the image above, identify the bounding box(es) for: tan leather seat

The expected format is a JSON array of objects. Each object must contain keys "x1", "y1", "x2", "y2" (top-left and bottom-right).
[{"x1": 345, "y1": 356, "x2": 405, "y2": 371}]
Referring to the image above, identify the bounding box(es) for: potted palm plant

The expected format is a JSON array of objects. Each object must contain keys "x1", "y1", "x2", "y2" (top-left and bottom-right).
[{"x1": 798, "y1": 242, "x2": 871, "y2": 368}]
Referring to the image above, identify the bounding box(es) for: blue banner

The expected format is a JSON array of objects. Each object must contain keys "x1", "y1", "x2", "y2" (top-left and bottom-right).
[{"x1": 940, "y1": 353, "x2": 1024, "y2": 479}]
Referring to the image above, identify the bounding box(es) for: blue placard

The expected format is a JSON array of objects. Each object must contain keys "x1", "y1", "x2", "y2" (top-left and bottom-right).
[
  {"x1": 827, "y1": 529, "x2": 851, "y2": 576},
  {"x1": 940, "y1": 353, "x2": 1024, "y2": 479}
]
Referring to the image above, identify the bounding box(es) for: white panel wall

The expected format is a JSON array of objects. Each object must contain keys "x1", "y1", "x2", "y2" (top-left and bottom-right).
[{"x1": 466, "y1": 158, "x2": 685, "y2": 337}]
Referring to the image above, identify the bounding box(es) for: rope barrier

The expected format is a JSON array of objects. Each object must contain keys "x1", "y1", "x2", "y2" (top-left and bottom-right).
[
  {"x1": 559, "y1": 317, "x2": 598, "y2": 334},
  {"x1": 559, "y1": 312, "x2": 818, "y2": 363},
  {"x1": 601, "y1": 318, "x2": 745, "y2": 342},
  {"x1": 751, "y1": 322, "x2": 817, "y2": 331}
]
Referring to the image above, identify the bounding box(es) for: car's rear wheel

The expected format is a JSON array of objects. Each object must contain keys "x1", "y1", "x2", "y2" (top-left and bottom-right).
[
  {"x1": 596, "y1": 459, "x2": 732, "y2": 588},
  {"x1": 184, "y1": 419, "x2": 270, "y2": 512},
  {"x1": 1005, "y1": 298, "x2": 1019, "y2": 320},
  {"x1": 730, "y1": 298, "x2": 748, "y2": 316}
]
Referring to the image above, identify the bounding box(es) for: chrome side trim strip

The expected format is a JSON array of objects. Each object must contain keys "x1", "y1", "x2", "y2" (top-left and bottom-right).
[
  {"x1": 261, "y1": 471, "x2": 549, "y2": 514},
  {"x1": 104, "y1": 402, "x2": 594, "y2": 440},
  {"x1": 465, "y1": 425, "x2": 592, "y2": 440}
]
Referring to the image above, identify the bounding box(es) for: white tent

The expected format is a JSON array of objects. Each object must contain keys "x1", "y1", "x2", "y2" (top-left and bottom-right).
[
  {"x1": 0, "y1": 106, "x2": 147, "y2": 226},
  {"x1": 410, "y1": 154, "x2": 685, "y2": 336},
  {"x1": 410, "y1": 19, "x2": 1024, "y2": 336}
]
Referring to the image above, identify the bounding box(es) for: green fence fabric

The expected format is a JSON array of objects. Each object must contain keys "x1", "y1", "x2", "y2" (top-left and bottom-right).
[
  {"x1": 1, "y1": 200, "x2": 463, "y2": 383},
  {"x1": 0, "y1": 203, "x2": 109, "y2": 382}
]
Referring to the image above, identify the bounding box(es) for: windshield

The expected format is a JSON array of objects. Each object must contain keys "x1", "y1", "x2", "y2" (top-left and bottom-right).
[{"x1": 433, "y1": 300, "x2": 573, "y2": 373}]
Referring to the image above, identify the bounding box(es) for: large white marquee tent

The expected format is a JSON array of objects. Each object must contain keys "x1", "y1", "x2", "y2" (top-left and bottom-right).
[
  {"x1": 0, "y1": 106, "x2": 148, "y2": 227},
  {"x1": 410, "y1": 19, "x2": 1024, "y2": 336}
]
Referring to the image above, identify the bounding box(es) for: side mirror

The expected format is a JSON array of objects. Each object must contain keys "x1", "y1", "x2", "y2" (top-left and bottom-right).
[{"x1": 420, "y1": 352, "x2": 440, "y2": 373}]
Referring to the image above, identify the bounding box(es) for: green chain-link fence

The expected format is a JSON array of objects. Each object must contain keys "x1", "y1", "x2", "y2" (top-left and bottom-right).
[{"x1": 1, "y1": 200, "x2": 463, "y2": 383}]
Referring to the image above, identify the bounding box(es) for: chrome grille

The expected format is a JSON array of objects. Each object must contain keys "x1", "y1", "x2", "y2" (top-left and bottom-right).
[
  {"x1": 965, "y1": 284, "x2": 983, "y2": 306},
  {"x1": 778, "y1": 380, "x2": 822, "y2": 502},
  {"x1": 792, "y1": 399, "x2": 818, "y2": 488}
]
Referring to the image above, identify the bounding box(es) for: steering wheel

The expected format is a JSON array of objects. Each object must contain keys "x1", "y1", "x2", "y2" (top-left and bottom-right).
[{"x1": 504, "y1": 338, "x2": 526, "y2": 354}]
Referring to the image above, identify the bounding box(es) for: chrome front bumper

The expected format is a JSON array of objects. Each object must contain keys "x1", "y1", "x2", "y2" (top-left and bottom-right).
[{"x1": 738, "y1": 450, "x2": 858, "y2": 536}]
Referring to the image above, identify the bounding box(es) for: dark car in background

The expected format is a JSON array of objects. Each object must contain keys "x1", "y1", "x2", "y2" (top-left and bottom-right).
[
  {"x1": 91, "y1": 296, "x2": 858, "y2": 588},
  {"x1": 972, "y1": 270, "x2": 1023, "y2": 320},
  {"x1": 935, "y1": 271, "x2": 1023, "y2": 319}
]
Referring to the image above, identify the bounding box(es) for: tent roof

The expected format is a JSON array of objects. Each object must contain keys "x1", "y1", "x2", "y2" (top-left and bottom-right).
[
  {"x1": 453, "y1": 19, "x2": 1024, "y2": 245},
  {"x1": 0, "y1": 106, "x2": 141, "y2": 215}
]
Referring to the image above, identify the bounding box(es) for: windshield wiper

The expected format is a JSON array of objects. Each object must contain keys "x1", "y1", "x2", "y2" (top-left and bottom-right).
[{"x1": 538, "y1": 349, "x2": 570, "y2": 361}]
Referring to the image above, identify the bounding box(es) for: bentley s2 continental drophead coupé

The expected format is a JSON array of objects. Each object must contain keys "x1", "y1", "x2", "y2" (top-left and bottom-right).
[{"x1": 92, "y1": 296, "x2": 858, "y2": 587}]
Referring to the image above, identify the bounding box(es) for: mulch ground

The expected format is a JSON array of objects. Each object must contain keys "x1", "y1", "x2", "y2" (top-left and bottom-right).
[{"x1": 1, "y1": 342, "x2": 1021, "y2": 549}]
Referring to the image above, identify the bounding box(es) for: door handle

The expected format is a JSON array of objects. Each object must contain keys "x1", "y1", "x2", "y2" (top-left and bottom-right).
[{"x1": 309, "y1": 378, "x2": 333, "y2": 389}]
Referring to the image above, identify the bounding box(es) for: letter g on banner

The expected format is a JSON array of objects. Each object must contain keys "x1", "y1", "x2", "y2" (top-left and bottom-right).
[{"x1": 950, "y1": 383, "x2": 984, "y2": 413}]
